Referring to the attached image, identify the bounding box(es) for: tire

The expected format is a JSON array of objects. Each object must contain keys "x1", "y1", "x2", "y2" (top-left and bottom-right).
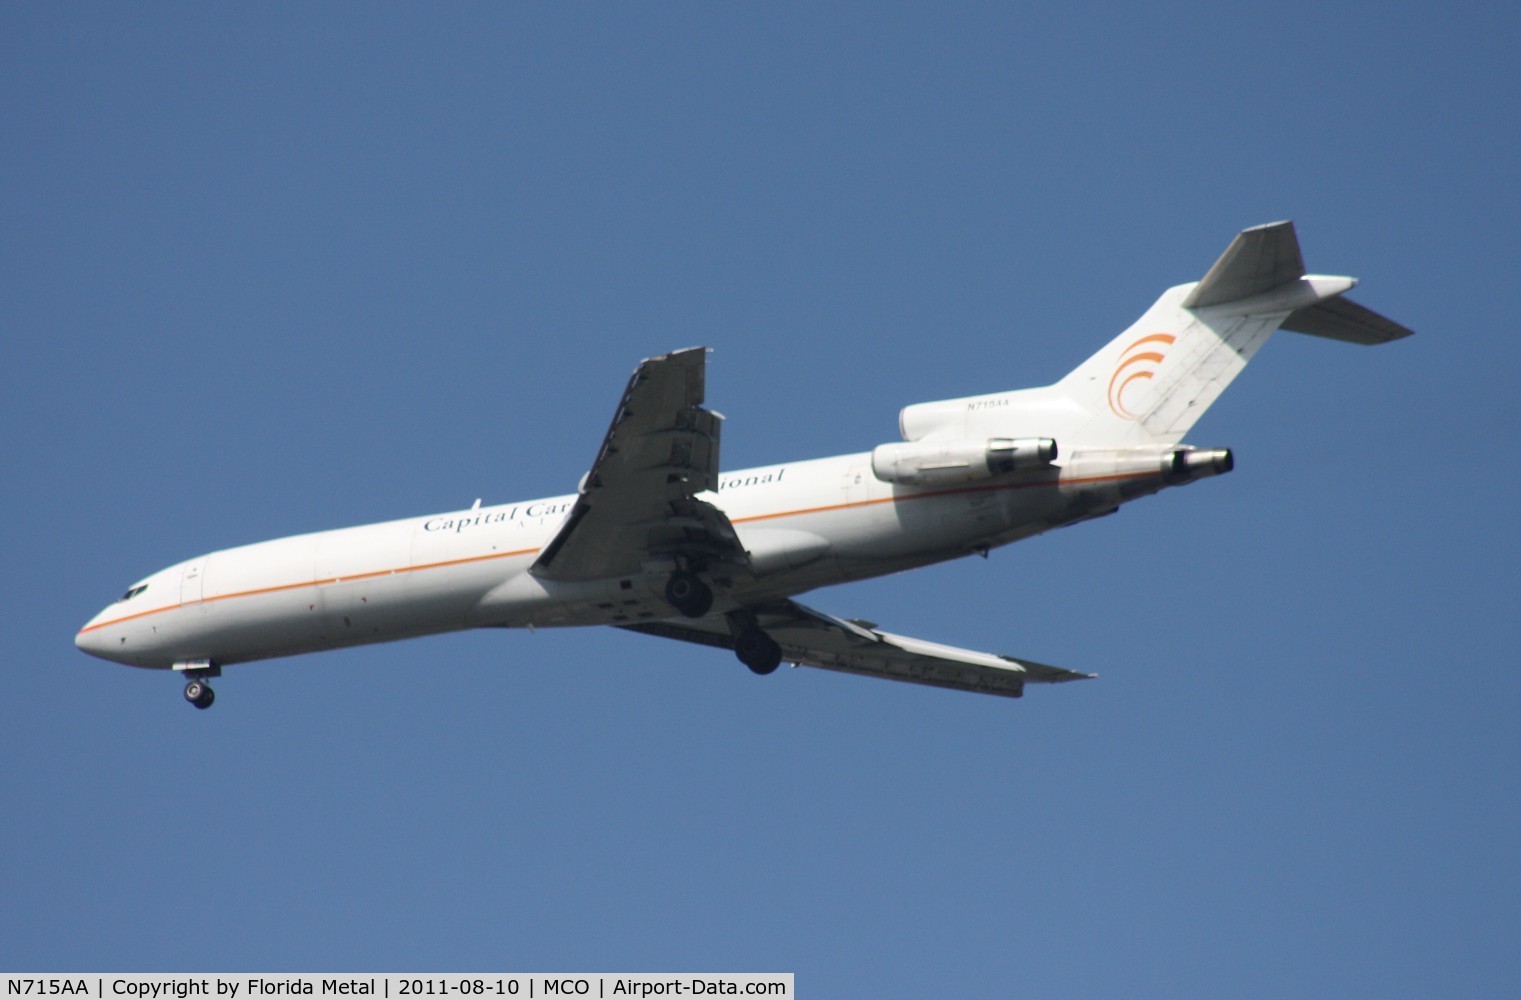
[
  {"x1": 736, "y1": 627, "x2": 783, "y2": 676},
  {"x1": 665, "y1": 572, "x2": 713, "y2": 618},
  {"x1": 184, "y1": 679, "x2": 215, "y2": 709}
]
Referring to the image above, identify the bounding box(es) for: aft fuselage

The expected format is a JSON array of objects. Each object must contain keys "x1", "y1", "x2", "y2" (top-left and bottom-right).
[{"x1": 76, "y1": 447, "x2": 1210, "y2": 671}]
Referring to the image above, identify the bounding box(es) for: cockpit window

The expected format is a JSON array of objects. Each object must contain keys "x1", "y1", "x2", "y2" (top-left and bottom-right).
[{"x1": 118, "y1": 584, "x2": 149, "y2": 603}]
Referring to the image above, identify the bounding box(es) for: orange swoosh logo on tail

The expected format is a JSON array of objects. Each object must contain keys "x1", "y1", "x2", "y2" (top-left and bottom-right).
[{"x1": 1107, "y1": 333, "x2": 1176, "y2": 420}]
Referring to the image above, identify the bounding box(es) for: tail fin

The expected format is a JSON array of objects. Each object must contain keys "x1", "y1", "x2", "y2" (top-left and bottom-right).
[{"x1": 900, "y1": 222, "x2": 1411, "y2": 450}]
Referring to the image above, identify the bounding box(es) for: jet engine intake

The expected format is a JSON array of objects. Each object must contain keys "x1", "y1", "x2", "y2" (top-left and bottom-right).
[{"x1": 871, "y1": 437, "x2": 1057, "y2": 486}]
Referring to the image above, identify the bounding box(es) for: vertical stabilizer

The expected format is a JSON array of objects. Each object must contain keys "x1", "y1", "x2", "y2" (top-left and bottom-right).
[
  {"x1": 1048, "y1": 221, "x2": 1408, "y2": 447},
  {"x1": 899, "y1": 222, "x2": 1410, "y2": 451},
  {"x1": 1053, "y1": 282, "x2": 1287, "y2": 447},
  {"x1": 1183, "y1": 221, "x2": 1305, "y2": 308}
]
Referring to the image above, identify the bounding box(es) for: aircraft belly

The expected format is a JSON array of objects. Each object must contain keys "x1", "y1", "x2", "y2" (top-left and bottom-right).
[
  {"x1": 313, "y1": 572, "x2": 467, "y2": 652},
  {"x1": 196, "y1": 576, "x2": 488, "y2": 664},
  {"x1": 844, "y1": 487, "x2": 1025, "y2": 559},
  {"x1": 724, "y1": 486, "x2": 1040, "y2": 597},
  {"x1": 472, "y1": 567, "x2": 680, "y2": 629},
  {"x1": 144, "y1": 537, "x2": 515, "y2": 665},
  {"x1": 196, "y1": 590, "x2": 333, "y2": 664}
]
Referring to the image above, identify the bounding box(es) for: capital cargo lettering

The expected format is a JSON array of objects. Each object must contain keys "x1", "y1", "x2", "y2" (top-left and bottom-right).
[
  {"x1": 420, "y1": 468, "x2": 786, "y2": 534},
  {"x1": 423, "y1": 501, "x2": 575, "y2": 534},
  {"x1": 715, "y1": 467, "x2": 785, "y2": 491}
]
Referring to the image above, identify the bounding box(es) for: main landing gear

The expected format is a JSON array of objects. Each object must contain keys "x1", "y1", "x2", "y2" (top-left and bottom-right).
[
  {"x1": 665, "y1": 571, "x2": 714, "y2": 618},
  {"x1": 734, "y1": 625, "x2": 783, "y2": 675},
  {"x1": 726, "y1": 609, "x2": 783, "y2": 676},
  {"x1": 663, "y1": 573, "x2": 781, "y2": 676}
]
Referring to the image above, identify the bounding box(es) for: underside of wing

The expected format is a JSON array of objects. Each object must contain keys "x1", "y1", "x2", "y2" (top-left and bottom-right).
[
  {"x1": 620, "y1": 599, "x2": 1092, "y2": 699},
  {"x1": 532, "y1": 347, "x2": 744, "y2": 582}
]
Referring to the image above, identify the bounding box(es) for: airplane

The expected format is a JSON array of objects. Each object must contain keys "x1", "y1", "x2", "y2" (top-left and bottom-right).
[{"x1": 76, "y1": 221, "x2": 1411, "y2": 709}]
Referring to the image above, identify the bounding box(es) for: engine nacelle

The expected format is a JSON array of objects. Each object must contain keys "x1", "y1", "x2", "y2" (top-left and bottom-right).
[
  {"x1": 870, "y1": 437, "x2": 1057, "y2": 486},
  {"x1": 1167, "y1": 447, "x2": 1234, "y2": 483}
]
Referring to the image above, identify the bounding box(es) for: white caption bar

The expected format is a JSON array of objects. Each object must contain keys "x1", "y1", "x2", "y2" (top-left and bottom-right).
[{"x1": 3, "y1": 977, "x2": 792, "y2": 1000}]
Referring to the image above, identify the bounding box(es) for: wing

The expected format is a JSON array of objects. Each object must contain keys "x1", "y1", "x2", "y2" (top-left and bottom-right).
[
  {"x1": 620, "y1": 599, "x2": 1093, "y2": 699},
  {"x1": 532, "y1": 347, "x2": 745, "y2": 582}
]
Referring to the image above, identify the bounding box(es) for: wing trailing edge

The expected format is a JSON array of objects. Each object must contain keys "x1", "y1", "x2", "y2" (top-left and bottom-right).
[{"x1": 620, "y1": 599, "x2": 1092, "y2": 699}]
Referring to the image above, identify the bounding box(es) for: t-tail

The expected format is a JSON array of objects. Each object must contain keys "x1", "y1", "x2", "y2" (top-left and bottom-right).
[{"x1": 895, "y1": 221, "x2": 1412, "y2": 455}]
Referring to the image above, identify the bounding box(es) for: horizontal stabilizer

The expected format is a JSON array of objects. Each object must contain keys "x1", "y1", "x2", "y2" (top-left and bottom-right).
[
  {"x1": 1282, "y1": 294, "x2": 1413, "y2": 344},
  {"x1": 1183, "y1": 221, "x2": 1305, "y2": 308}
]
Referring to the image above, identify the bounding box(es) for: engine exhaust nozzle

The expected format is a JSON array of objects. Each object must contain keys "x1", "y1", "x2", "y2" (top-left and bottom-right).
[{"x1": 1169, "y1": 447, "x2": 1234, "y2": 483}]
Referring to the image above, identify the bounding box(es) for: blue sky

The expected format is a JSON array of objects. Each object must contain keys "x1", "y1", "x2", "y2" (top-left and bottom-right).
[{"x1": 4, "y1": 3, "x2": 1519, "y2": 995}]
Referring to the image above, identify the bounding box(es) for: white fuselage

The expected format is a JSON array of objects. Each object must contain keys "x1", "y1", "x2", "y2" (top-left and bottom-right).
[
  {"x1": 72, "y1": 222, "x2": 1406, "y2": 705},
  {"x1": 75, "y1": 447, "x2": 1184, "y2": 671}
]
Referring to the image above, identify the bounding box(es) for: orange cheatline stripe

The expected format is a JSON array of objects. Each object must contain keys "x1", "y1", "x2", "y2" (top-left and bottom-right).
[
  {"x1": 78, "y1": 545, "x2": 543, "y2": 635},
  {"x1": 79, "y1": 602, "x2": 192, "y2": 632},
  {"x1": 731, "y1": 493, "x2": 897, "y2": 523},
  {"x1": 79, "y1": 470, "x2": 1158, "y2": 634}
]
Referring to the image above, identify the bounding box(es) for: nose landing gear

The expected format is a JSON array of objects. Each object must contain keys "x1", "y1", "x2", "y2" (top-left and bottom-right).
[
  {"x1": 174, "y1": 661, "x2": 220, "y2": 710},
  {"x1": 183, "y1": 679, "x2": 215, "y2": 710}
]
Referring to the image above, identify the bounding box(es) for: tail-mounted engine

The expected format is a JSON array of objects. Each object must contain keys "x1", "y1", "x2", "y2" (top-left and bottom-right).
[
  {"x1": 1167, "y1": 447, "x2": 1234, "y2": 483},
  {"x1": 871, "y1": 437, "x2": 1057, "y2": 487}
]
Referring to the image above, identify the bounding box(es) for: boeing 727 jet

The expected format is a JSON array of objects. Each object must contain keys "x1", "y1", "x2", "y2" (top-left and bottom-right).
[{"x1": 76, "y1": 222, "x2": 1411, "y2": 708}]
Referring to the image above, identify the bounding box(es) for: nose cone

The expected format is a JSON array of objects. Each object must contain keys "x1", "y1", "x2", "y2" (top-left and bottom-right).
[
  {"x1": 75, "y1": 620, "x2": 109, "y2": 660},
  {"x1": 75, "y1": 611, "x2": 128, "y2": 664}
]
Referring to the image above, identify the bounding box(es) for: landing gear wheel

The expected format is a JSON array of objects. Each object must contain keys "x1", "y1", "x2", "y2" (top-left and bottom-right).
[
  {"x1": 183, "y1": 679, "x2": 215, "y2": 710},
  {"x1": 665, "y1": 571, "x2": 713, "y2": 618},
  {"x1": 735, "y1": 627, "x2": 783, "y2": 676}
]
